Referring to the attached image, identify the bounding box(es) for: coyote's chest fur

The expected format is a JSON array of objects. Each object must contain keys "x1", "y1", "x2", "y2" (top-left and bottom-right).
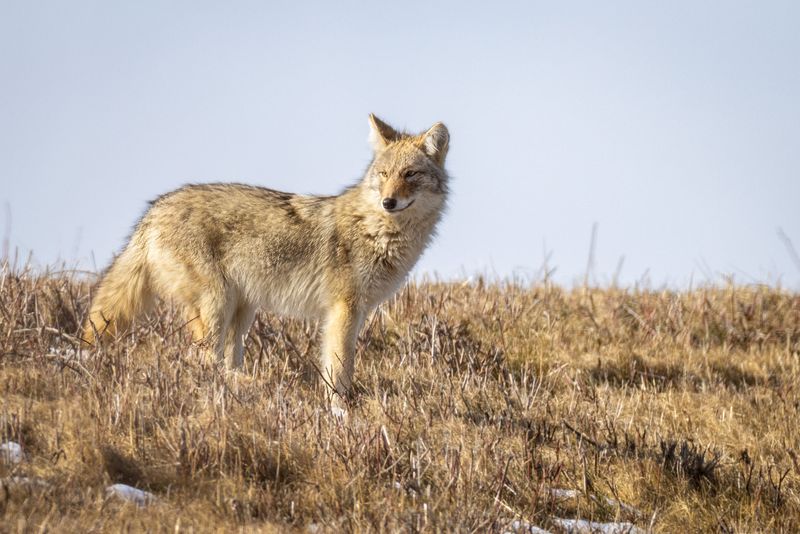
[
  {"x1": 242, "y1": 208, "x2": 436, "y2": 320},
  {"x1": 351, "y1": 213, "x2": 439, "y2": 310}
]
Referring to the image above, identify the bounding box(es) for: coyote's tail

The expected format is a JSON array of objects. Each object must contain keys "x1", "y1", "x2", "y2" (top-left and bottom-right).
[{"x1": 82, "y1": 239, "x2": 152, "y2": 345}]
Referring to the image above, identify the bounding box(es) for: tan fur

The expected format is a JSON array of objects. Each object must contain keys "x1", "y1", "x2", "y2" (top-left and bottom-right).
[{"x1": 83, "y1": 114, "x2": 450, "y2": 398}]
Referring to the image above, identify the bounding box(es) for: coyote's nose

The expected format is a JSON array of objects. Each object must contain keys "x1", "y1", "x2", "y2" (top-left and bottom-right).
[{"x1": 382, "y1": 198, "x2": 397, "y2": 211}]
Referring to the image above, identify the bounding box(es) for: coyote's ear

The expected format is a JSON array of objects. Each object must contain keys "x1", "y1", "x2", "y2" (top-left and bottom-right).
[
  {"x1": 368, "y1": 114, "x2": 400, "y2": 150},
  {"x1": 420, "y1": 122, "x2": 449, "y2": 165}
]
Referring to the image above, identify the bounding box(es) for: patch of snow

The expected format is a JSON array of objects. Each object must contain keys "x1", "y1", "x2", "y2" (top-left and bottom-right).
[
  {"x1": 0, "y1": 441, "x2": 23, "y2": 464},
  {"x1": 505, "y1": 519, "x2": 553, "y2": 533},
  {"x1": 552, "y1": 518, "x2": 644, "y2": 534},
  {"x1": 49, "y1": 346, "x2": 88, "y2": 361},
  {"x1": 330, "y1": 405, "x2": 348, "y2": 421},
  {"x1": 550, "y1": 488, "x2": 581, "y2": 501},
  {"x1": 105, "y1": 483, "x2": 156, "y2": 507}
]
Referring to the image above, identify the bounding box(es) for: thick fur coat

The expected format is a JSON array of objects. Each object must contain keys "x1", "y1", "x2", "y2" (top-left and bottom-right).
[{"x1": 84, "y1": 115, "x2": 450, "y2": 398}]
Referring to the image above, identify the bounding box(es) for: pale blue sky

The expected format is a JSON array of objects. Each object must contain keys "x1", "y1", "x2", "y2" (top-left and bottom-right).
[{"x1": 1, "y1": 1, "x2": 799, "y2": 287}]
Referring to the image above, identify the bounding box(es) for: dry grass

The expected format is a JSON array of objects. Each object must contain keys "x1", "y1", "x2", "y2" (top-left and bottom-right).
[{"x1": 1, "y1": 261, "x2": 799, "y2": 532}]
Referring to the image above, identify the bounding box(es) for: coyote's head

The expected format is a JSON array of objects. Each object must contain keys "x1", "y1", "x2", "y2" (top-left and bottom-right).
[{"x1": 364, "y1": 114, "x2": 449, "y2": 216}]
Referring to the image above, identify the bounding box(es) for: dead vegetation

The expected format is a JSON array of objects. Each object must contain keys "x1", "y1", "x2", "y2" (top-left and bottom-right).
[{"x1": 1, "y1": 261, "x2": 799, "y2": 532}]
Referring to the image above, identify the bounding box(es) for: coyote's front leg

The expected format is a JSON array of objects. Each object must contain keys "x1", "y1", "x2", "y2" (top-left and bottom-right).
[{"x1": 320, "y1": 300, "x2": 362, "y2": 399}]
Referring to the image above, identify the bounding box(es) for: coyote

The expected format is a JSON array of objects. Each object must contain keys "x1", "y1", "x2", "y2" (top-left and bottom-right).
[{"x1": 83, "y1": 114, "x2": 450, "y2": 398}]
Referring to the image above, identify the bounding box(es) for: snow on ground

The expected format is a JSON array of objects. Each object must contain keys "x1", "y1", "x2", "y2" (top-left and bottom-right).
[
  {"x1": 0, "y1": 441, "x2": 24, "y2": 464},
  {"x1": 502, "y1": 488, "x2": 645, "y2": 533},
  {"x1": 551, "y1": 518, "x2": 644, "y2": 534},
  {"x1": 105, "y1": 483, "x2": 157, "y2": 507},
  {"x1": 505, "y1": 519, "x2": 553, "y2": 533},
  {"x1": 506, "y1": 518, "x2": 644, "y2": 534}
]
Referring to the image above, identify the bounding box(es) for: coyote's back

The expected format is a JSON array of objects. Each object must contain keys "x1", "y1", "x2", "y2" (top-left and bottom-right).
[{"x1": 84, "y1": 114, "x2": 450, "y2": 399}]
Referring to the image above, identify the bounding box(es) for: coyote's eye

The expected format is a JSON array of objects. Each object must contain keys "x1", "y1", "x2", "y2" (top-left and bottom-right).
[
  {"x1": 404, "y1": 170, "x2": 418, "y2": 179},
  {"x1": 378, "y1": 171, "x2": 387, "y2": 178}
]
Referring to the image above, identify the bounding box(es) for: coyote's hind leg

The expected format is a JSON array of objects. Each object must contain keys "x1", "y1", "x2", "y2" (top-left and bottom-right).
[
  {"x1": 224, "y1": 304, "x2": 256, "y2": 369},
  {"x1": 183, "y1": 285, "x2": 234, "y2": 365}
]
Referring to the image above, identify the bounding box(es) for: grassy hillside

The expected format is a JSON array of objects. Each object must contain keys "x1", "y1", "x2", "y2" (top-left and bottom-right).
[{"x1": 1, "y1": 263, "x2": 799, "y2": 532}]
